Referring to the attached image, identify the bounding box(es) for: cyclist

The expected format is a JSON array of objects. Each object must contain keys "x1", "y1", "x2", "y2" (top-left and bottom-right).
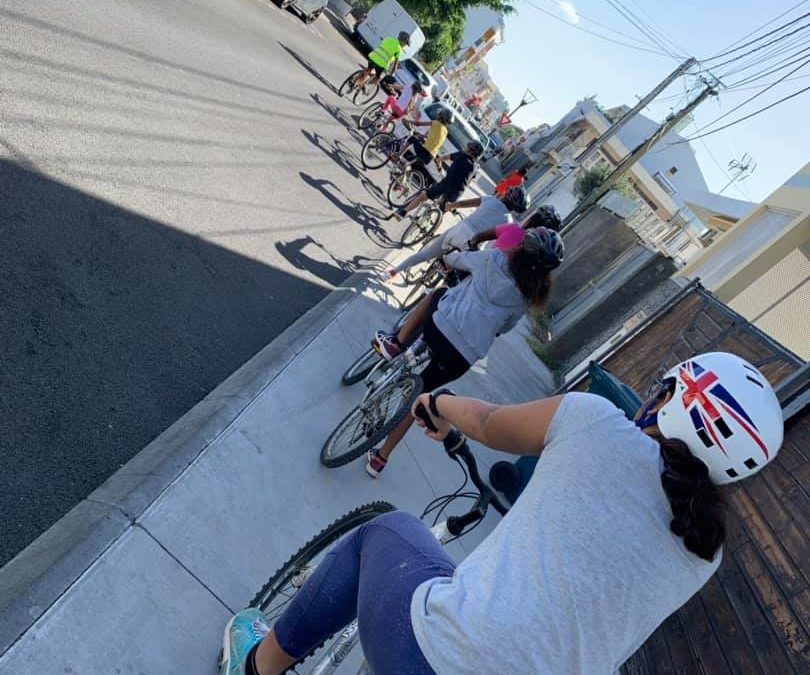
[
  {"x1": 469, "y1": 204, "x2": 563, "y2": 252},
  {"x1": 354, "y1": 31, "x2": 410, "y2": 90},
  {"x1": 388, "y1": 186, "x2": 530, "y2": 279},
  {"x1": 382, "y1": 80, "x2": 425, "y2": 122},
  {"x1": 389, "y1": 107, "x2": 452, "y2": 170},
  {"x1": 220, "y1": 352, "x2": 783, "y2": 675},
  {"x1": 366, "y1": 227, "x2": 563, "y2": 476},
  {"x1": 387, "y1": 139, "x2": 484, "y2": 221},
  {"x1": 493, "y1": 165, "x2": 529, "y2": 197}
]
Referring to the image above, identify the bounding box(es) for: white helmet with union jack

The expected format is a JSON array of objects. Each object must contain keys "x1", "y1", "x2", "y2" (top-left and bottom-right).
[{"x1": 656, "y1": 352, "x2": 783, "y2": 485}]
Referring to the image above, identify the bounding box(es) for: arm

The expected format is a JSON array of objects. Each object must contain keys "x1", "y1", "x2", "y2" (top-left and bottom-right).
[
  {"x1": 389, "y1": 58, "x2": 399, "y2": 75},
  {"x1": 469, "y1": 227, "x2": 498, "y2": 248},
  {"x1": 414, "y1": 393, "x2": 565, "y2": 455},
  {"x1": 445, "y1": 197, "x2": 482, "y2": 211},
  {"x1": 443, "y1": 249, "x2": 477, "y2": 272}
]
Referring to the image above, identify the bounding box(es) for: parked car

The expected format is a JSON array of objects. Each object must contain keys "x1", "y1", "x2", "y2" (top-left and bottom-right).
[
  {"x1": 276, "y1": 0, "x2": 326, "y2": 24},
  {"x1": 395, "y1": 58, "x2": 439, "y2": 101},
  {"x1": 354, "y1": 0, "x2": 425, "y2": 59}
]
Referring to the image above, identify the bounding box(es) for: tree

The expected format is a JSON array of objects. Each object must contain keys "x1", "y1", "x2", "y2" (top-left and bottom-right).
[
  {"x1": 573, "y1": 165, "x2": 636, "y2": 203},
  {"x1": 498, "y1": 124, "x2": 523, "y2": 141},
  {"x1": 355, "y1": 1, "x2": 515, "y2": 69}
]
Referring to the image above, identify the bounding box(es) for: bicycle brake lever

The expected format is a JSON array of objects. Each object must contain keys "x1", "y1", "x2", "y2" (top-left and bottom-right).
[{"x1": 414, "y1": 403, "x2": 439, "y2": 433}]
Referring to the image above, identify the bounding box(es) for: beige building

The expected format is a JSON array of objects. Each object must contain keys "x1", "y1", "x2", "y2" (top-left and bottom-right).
[{"x1": 676, "y1": 163, "x2": 810, "y2": 359}]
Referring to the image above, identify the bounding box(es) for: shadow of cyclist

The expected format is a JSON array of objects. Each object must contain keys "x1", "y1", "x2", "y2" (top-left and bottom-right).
[
  {"x1": 299, "y1": 172, "x2": 399, "y2": 249},
  {"x1": 301, "y1": 129, "x2": 361, "y2": 179},
  {"x1": 275, "y1": 235, "x2": 384, "y2": 287},
  {"x1": 277, "y1": 42, "x2": 339, "y2": 94},
  {"x1": 309, "y1": 93, "x2": 366, "y2": 144}
]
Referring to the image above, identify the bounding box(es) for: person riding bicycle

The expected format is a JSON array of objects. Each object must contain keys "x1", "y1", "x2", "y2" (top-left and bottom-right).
[
  {"x1": 382, "y1": 80, "x2": 425, "y2": 122},
  {"x1": 220, "y1": 352, "x2": 783, "y2": 675},
  {"x1": 469, "y1": 204, "x2": 563, "y2": 252},
  {"x1": 388, "y1": 139, "x2": 484, "y2": 221},
  {"x1": 388, "y1": 186, "x2": 531, "y2": 279},
  {"x1": 493, "y1": 166, "x2": 529, "y2": 197},
  {"x1": 389, "y1": 106, "x2": 452, "y2": 171},
  {"x1": 354, "y1": 31, "x2": 410, "y2": 90},
  {"x1": 366, "y1": 227, "x2": 564, "y2": 477}
]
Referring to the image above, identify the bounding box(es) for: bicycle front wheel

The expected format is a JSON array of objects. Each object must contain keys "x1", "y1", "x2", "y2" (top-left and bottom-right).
[
  {"x1": 361, "y1": 132, "x2": 393, "y2": 170},
  {"x1": 401, "y1": 207, "x2": 443, "y2": 247},
  {"x1": 321, "y1": 375, "x2": 423, "y2": 467},
  {"x1": 358, "y1": 102, "x2": 383, "y2": 130},
  {"x1": 246, "y1": 502, "x2": 396, "y2": 670},
  {"x1": 341, "y1": 347, "x2": 382, "y2": 386},
  {"x1": 387, "y1": 169, "x2": 425, "y2": 208}
]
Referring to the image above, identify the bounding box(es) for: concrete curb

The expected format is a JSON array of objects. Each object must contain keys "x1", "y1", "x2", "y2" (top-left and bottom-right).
[{"x1": 0, "y1": 266, "x2": 378, "y2": 656}]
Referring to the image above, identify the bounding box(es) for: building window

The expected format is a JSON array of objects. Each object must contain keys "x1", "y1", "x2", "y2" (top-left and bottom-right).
[
  {"x1": 653, "y1": 171, "x2": 678, "y2": 195},
  {"x1": 669, "y1": 166, "x2": 678, "y2": 175}
]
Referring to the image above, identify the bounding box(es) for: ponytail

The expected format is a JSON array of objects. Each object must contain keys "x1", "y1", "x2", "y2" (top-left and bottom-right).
[
  {"x1": 509, "y1": 248, "x2": 554, "y2": 308},
  {"x1": 659, "y1": 437, "x2": 726, "y2": 561}
]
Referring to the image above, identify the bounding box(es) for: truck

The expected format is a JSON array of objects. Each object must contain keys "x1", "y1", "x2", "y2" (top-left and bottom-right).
[{"x1": 354, "y1": 0, "x2": 425, "y2": 60}]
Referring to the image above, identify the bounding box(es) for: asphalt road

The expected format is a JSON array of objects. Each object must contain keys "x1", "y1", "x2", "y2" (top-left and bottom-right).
[{"x1": 0, "y1": 0, "x2": 408, "y2": 565}]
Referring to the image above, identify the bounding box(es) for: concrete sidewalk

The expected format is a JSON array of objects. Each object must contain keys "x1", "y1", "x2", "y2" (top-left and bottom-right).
[{"x1": 0, "y1": 239, "x2": 553, "y2": 672}]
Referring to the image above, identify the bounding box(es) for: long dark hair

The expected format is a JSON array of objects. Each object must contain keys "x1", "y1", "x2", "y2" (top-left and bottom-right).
[
  {"x1": 657, "y1": 436, "x2": 726, "y2": 561},
  {"x1": 509, "y1": 248, "x2": 553, "y2": 308}
]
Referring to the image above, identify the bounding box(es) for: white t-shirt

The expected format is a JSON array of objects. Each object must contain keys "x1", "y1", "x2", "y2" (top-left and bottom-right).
[
  {"x1": 396, "y1": 86, "x2": 414, "y2": 112},
  {"x1": 411, "y1": 393, "x2": 721, "y2": 675},
  {"x1": 443, "y1": 195, "x2": 512, "y2": 250}
]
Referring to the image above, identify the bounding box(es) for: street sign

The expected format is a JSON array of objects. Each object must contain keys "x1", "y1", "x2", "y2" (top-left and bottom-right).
[{"x1": 497, "y1": 112, "x2": 511, "y2": 127}]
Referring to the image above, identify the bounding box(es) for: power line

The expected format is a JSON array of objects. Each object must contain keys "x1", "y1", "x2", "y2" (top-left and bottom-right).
[
  {"x1": 701, "y1": 21, "x2": 810, "y2": 70},
  {"x1": 625, "y1": 0, "x2": 691, "y2": 56},
  {"x1": 713, "y1": 0, "x2": 809, "y2": 56},
  {"x1": 678, "y1": 85, "x2": 810, "y2": 142},
  {"x1": 725, "y1": 71, "x2": 810, "y2": 92},
  {"x1": 522, "y1": 1, "x2": 676, "y2": 57},
  {"x1": 725, "y1": 46, "x2": 810, "y2": 87},
  {"x1": 718, "y1": 32, "x2": 810, "y2": 79},
  {"x1": 691, "y1": 58, "x2": 809, "y2": 134},
  {"x1": 701, "y1": 11, "x2": 809, "y2": 62},
  {"x1": 603, "y1": 0, "x2": 685, "y2": 59}
]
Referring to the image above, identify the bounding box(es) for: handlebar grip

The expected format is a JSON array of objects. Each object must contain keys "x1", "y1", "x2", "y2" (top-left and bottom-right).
[{"x1": 414, "y1": 402, "x2": 439, "y2": 433}]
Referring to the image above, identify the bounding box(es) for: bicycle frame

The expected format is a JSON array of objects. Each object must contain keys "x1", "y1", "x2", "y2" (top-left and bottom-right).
[{"x1": 302, "y1": 433, "x2": 508, "y2": 674}]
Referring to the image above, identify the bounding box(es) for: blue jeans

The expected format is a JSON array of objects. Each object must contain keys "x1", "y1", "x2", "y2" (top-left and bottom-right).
[{"x1": 274, "y1": 511, "x2": 456, "y2": 674}]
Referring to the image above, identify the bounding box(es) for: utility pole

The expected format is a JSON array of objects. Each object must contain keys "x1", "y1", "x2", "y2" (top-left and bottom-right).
[
  {"x1": 561, "y1": 82, "x2": 717, "y2": 233},
  {"x1": 578, "y1": 58, "x2": 696, "y2": 165}
]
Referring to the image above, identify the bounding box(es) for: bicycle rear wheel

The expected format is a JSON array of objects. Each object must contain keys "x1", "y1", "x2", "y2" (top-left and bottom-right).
[
  {"x1": 358, "y1": 102, "x2": 383, "y2": 130},
  {"x1": 361, "y1": 132, "x2": 393, "y2": 170},
  {"x1": 321, "y1": 375, "x2": 423, "y2": 467},
  {"x1": 338, "y1": 70, "x2": 361, "y2": 98},
  {"x1": 244, "y1": 502, "x2": 396, "y2": 671},
  {"x1": 401, "y1": 268, "x2": 440, "y2": 311},
  {"x1": 352, "y1": 81, "x2": 380, "y2": 106},
  {"x1": 387, "y1": 169, "x2": 425, "y2": 208},
  {"x1": 401, "y1": 206, "x2": 443, "y2": 247}
]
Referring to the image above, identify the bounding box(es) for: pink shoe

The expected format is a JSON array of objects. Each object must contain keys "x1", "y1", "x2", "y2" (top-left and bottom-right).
[{"x1": 366, "y1": 450, "x2": 387, "y2": 478}]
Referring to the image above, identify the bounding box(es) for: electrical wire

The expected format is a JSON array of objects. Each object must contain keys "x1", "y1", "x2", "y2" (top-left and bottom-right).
[
  {"x1": 723, "y1": 44, "x2": 810, "y2": 87},
  {"x1": 715, "y1": 0, "x2": 807, "y2": 56},
  {"x1": 701, "y1": 11, "x2": 810, "y2": 62},
  {"x1": 690, "y1": 58, "x2": 809, "y2": 135},
  {"x1": 626, "y1": 0, "x2": 691, "y2": 56},
  {"x1": 724, "y1": 72, "x2": 810, "y2": 93},
  {"x1": 718, "y1": 32, "x2": 810, "y2": 79},
  {"x1": 522, "y1": 0, "x2": 676, "y2": 57},
  {"x1": 701, "y1": 22, "x2": 810, "y2": 71},
  {"x1": 603, "y1": 0, "x2": 687, "y2": 60},
  {"x1": 677, "y1": 85, "x2": 810, "y2": 142}
]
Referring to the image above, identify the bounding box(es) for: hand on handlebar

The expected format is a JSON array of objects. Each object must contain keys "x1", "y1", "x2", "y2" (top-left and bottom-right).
[{"x1": 412, "y1": 394, "x2": 453, "y2": 441}]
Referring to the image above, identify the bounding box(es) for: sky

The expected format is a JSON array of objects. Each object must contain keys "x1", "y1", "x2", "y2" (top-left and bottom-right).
[{"x1": 485, "y1": 0, "x2": 810, "y2": 202}]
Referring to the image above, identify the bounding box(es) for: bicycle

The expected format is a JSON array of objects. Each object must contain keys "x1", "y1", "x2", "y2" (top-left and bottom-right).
[
  {"x1": 356, "y1": 101, "x2": 396, "y2": 134},
  {"x1": 399, "y1": 197, "x2": 445, "y2": 248},
  {"x1": 240, "y1": 424, "x2": 510, "y2": 674},
  {"x1": 399, "y1": 257, "x2": 465, "y2": 312},
  {"x1": 321, "y1": 335, "x2": 432, "y2": 468},
  {"x1": 337, "y1": 69, "x2": 380, "y2": 107},
  {"x1": 340, "y1": 310, "x2": 411, "y2": 386}
]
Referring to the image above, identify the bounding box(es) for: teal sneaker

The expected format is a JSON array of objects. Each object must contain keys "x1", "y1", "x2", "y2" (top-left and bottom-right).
[{"x1": 219, "y1": 608, "x2": 271, "y2": 674}]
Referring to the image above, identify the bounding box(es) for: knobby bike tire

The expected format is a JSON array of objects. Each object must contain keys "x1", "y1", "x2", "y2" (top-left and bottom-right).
[
  {"x1": 358, "y1": 102, "x2": 383, "y2": 130},
  {"x1": 320, "y1": 374, "x2": 423, "y2": 467},
  {"x1": 341, "y1": 347, "x2": 382, "y2": 386},
  {"x1": 361, "y1": 132, "x2": 393, "y2": 170},
  {"x1": 248, "y1": 502, "x2": 396, "y2": 672}
]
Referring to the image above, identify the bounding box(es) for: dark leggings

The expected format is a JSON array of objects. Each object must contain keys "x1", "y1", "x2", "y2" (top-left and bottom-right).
[
  {"x1": 273, "y1": 511, "x2": 455, "y2": 674},
  {"x1": 420, "y1": 289, "x2": 472, "y2": 392}
]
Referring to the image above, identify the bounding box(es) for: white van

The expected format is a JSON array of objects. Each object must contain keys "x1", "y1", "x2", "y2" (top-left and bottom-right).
[
  {"x1": 395, "y1": 58, "x2": 439, "y2": 100},
  {"x1": 354, "y1": 0, "x2": 425, "y2": 60}
]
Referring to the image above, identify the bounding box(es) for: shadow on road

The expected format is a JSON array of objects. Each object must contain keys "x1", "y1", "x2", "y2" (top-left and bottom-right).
[
  {"x1": 275, "y1": 235, "x2": 383, "y2": 286},
  {"x1": 0, "y1": 159, "x2": 356, "y2": 566},
  {"x1": 309, "y1": 93, "x2": 366, "y2": 144},
  {"x1": 301, "y1": 129, "x2": 362, "y2": 179},
  {"x1": 299, "y1": 171, "x2": 399, "y2": 249},
  {"x1": 277, "y1": 42, "x2": 339, "y2": 94}
]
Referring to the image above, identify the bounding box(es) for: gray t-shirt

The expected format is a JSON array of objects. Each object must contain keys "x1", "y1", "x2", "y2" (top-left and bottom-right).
[
  {"x1": 444, "y1": 195, "x2": 511, "y2": 250},
  {"x1": 411, "y1": 393, "x2": 720, "y2": 675}
]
